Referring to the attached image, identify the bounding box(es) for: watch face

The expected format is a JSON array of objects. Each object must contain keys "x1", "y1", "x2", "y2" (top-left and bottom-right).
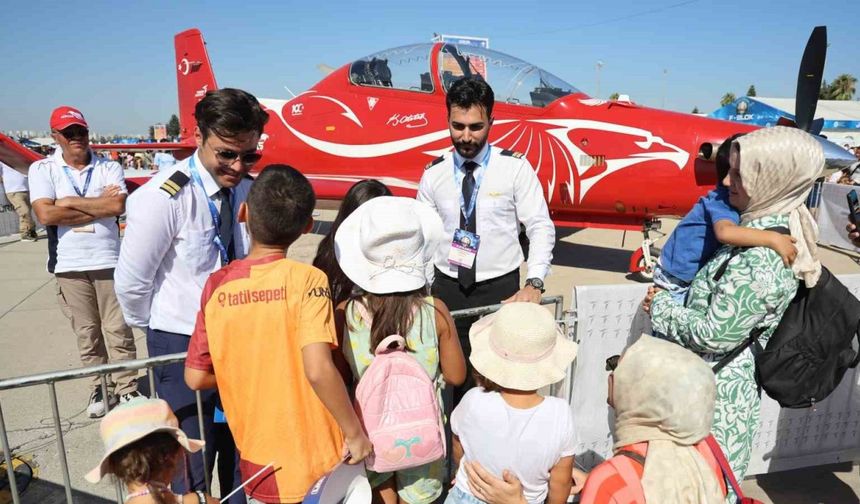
[{"x1": 528, "y1": 278, "x2": 544, "y2": 289}]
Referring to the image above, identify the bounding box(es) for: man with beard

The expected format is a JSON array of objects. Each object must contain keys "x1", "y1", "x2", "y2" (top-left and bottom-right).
[
  {"x1": 28, "y1": 106, "x2": 139, "y2": 417},
  {"x1": 115, "y1": 88, "x2": 268, "y2": 502},
  {"x1": 417, "y1": 77, "x2": 555, "y2": 401}
]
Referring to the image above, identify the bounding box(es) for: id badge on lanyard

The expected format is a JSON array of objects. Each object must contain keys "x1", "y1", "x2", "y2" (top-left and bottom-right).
[
  {"x1": 63, "y1": 164, "x2": 96, "y2": 233},
  {"x1": 188, "y1": 157, "x2": 230, "y2": 266},
  {"x1": 447, "y1": 151, "x2": 488, "y2": 270}
]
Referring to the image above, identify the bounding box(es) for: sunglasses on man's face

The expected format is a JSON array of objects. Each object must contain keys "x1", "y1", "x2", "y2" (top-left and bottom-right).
[
  {"x1": 605, "y1": 355, "x2": 620, "y2": 372},
  {"x1": 213, "y1": 148, "x2": 262, "y2": 166},
  {"x1": 57, "y1": 127, "x2": 89, "y2": 140}
]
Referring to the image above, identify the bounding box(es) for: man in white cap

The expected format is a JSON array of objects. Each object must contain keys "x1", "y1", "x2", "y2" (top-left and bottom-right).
[{"x1": 28, "y1": 106, "x2": 139, "y2": 417}]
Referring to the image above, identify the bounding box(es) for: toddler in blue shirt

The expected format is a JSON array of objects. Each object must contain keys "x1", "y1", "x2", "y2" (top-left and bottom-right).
[{"x1": 653, "y1": 134, "x2": 797, "y2": 305}]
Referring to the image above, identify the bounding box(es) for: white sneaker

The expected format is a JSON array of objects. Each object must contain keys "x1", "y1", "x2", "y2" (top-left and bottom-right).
[{"x1": 86, "y1": 389, "x2": 118, "y2": 418}]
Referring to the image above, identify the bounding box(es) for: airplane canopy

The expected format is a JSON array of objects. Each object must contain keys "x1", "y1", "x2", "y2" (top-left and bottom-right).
[{"x1": 349, "y1": 43, "x2": 581, "y2": 108}]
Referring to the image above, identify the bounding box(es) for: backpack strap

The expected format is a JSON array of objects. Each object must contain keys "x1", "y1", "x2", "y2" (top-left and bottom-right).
[
  {"x1": 712, "y1": 327, "x2": 765, "y2": 374},
  {"x1": 375, "y1": 335, "x2": 406, "y2": 355},
  {"x1": 710, "y1": 225, "x2": 790, "y2": 374},
  {"x1": 616, "y1": 449, "x2": 646, "y2": 466},
  {"x1": 705, "y1": 435, "x2": 748, "y2": 502}
]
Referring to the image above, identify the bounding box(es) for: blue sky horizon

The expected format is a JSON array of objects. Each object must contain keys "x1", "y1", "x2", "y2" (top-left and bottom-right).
[{"x1": 1, "y1": 0, "x2": 857, "y2": 135}]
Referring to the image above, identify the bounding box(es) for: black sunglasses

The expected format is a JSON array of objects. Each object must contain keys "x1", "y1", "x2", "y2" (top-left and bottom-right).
[
  {"x1": 57, "y1": 127, "x2": 89, "y2": 140},
  {"x1": 214, "y1": 148, "x2": 263, "y2": 166},
  {"x1": 605, "y1": 355, "x2": 620, "y2": 372}
]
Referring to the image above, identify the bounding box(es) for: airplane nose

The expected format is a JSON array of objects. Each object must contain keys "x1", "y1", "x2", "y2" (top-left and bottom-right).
[{"x1": 815, "y1": 135, "x2": 858, "y2": 169}]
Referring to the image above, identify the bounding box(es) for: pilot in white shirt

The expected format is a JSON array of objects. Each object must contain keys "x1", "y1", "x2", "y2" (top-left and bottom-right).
[
  {"x1": 113, "y1": 88, "x2": 269, "y2": 496},
  {"x1": 417, "y1": 77, "x2": 555, "y2": 402}
]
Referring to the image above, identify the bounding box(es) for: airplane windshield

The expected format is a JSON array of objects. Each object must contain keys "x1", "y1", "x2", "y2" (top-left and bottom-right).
[
  {"x1": 349, "y1": 44, "x2": 435, "y2": 92},
  {"x1": 350, "y1": 44, "x2": 580, "y2": 107},
  {"x1": 438, "y1": 44, "x2": 580, "y2": 107}
]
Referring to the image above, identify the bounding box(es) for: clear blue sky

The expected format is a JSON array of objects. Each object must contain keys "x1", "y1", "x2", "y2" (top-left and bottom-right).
[{"x1": 1, "y1": 0, "x2": 857, "y2": 135}]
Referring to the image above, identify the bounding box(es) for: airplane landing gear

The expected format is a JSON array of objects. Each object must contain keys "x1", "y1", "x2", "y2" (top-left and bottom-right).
[{"x1": 628, "y1": 218, "x2": 662, "y2": 282}]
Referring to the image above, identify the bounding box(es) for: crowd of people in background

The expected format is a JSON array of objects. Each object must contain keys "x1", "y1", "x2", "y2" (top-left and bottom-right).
[{"x1": 4, "y1": 77, "x2": 856, "y2": 504}]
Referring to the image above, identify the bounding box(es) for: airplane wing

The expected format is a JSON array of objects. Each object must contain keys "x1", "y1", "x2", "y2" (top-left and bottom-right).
[{"x1": 0, "y1": 131, "x2": 43, "y2": 173}]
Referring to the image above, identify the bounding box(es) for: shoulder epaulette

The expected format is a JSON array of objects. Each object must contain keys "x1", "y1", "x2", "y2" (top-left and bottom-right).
[
  {"x1": 159, "y1": 171, "x2": 190, "y2": 197},
  {"x1": 500, "y1": 149, "x2": 525, "y2": 159},
  {"x1": 243, "y1": 173, "x2": 254, "y2": 180},
  {"x1": 425, "y1": 155, "x2": 445, "y2": 170}
]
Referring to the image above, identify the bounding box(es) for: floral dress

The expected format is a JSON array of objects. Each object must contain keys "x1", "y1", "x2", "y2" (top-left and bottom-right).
[{"x1": 650, "y1": 215, "x2": 799, "y2": 493}]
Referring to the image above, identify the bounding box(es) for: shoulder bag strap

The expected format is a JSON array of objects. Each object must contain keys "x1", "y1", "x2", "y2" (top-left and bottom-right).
[{"x1": 705, "y1": 435, "x2": 747, "y2": 502}]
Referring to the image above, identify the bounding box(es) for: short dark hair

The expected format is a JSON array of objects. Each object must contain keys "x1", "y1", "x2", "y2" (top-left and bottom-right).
[
  {"x1": 195, "y1": 88, "x2": 269, "y2": 141},
  {"x1": 246, "y1": 165, "x2": 315, "y2": 247},
  {"x1": 716, "y1": 133, "x2": 745, "y2": 182},
  {"x1": 446, "y1": 77, "x2": 494, "y2": 118},
  {"x1": 473, "y1": 369, "x2": 502, "y2": 393}
]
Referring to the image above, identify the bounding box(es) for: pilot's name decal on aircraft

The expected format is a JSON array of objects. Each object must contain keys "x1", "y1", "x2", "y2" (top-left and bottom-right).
[
  {"x1": 292, "y1": 104, "x2": 304, "y2": 116},
  {"x1": 386, "y1": 113, "x2": 428, "y2": 129},
  {"x1": 195, "y1": 85, "x2": 208, "y2": 99}
]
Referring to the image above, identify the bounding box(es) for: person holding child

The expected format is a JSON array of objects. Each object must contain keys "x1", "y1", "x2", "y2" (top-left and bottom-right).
[
  {"x1": 185, "y1": 165, "x2": 373, "y2": 503},
  {"x1": 334, "y1": 196, "x2": 467, "y2": 504},
  {"x1": 645, "y1": 126, "x2": 825, "y2": 489},
  {"x1": 447, "y1": 302, "x2": 577, "y2": 504}
]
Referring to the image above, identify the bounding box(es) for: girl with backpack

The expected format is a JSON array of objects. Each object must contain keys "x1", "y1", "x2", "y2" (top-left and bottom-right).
[
  {"x1": 334, "y1": 196, "x2": 467, "y2": 504},
  {"x1": 447, "y1": 301, "x2": 578, "y2": 504}
]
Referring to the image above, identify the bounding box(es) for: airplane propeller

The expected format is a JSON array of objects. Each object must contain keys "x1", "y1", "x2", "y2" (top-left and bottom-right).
[
  {"x1": 786, "y1": 26, "x2": 856, "y2": 168},
  {"x1": 793, "y1": 25, "x2": 826, "y2": 134}
]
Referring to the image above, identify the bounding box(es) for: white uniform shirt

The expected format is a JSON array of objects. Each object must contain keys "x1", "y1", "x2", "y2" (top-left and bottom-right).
[
  {"x1": 114, "y1": 152, "x2": 251, "y2": 334},
  {"x1": 28, "y1": 151, "x2": 126, "y2": 273},
  {"x1": 1, "y1": 161, "x2": 29, "y2": 193},
  {"x1": 417, "y1": 144, "x2": 555, "y2": 282},
  {"x1": 451, "y1": 388, "x2": 577, "y2": 504}
]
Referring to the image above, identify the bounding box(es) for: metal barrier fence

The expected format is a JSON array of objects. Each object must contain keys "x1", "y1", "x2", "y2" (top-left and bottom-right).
[{"x1": 0, "y1": 296, "x2": 564, "y2": 504}]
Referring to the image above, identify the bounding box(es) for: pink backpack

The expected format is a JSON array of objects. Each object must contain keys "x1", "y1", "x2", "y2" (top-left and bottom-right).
[{"x1": 355, "y1": 334, "x2": 446, "y2": 473}]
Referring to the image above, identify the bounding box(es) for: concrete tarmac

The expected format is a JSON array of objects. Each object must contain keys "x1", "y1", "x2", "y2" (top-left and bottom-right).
[{"x1": 1, "y1": 212, "x2": 859, "y2": 503}]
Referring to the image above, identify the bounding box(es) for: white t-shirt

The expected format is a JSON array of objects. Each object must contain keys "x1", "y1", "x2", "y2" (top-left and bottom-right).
[
  {"x1": 1, "y1": 162, "x2": 28, "y2": 193},
  {"x1": 28, "y1": 151, "x2": 127, "y2": 273},
  {"x1": 452, "y1": 388, "x2": 577, "y2": 504}
]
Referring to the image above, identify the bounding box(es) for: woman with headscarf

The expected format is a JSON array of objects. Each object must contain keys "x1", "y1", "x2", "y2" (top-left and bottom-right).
[{"x1": 646, "y1": 126, "x2": 824, "y2": 488}]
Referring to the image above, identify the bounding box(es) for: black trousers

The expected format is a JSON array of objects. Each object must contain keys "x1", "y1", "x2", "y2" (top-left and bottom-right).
[
  {"x1": 147, "y1": 328, "x2": 245, "y2": 504},
  {"x1": 432, "y1": 267, "x2": 520, "y2": 404}
]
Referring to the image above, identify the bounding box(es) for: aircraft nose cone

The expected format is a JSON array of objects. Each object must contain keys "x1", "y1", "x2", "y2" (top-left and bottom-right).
[{"x1": 816, "y1": 136, "x2": 858, "y2": 169}]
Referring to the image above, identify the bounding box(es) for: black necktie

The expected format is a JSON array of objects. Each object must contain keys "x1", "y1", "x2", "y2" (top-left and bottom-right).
[
  {"x1": 218, "y1": 187, "x2": 235, "y2": 262},
  {"x1": 458, "y1": 161, "x2": 479, "y2": 290}
]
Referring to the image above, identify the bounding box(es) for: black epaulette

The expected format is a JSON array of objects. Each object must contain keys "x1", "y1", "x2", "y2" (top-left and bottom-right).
[
  {"x1": 500, "y1": 149, "x2": 525, "y2": 159},
  {"x1": 159, "y1": 171, "x2": 190, "y2": 197},
  {"x1": 425, "y1": 155, "x2": 445, "y2": 170},
  {"x1": 244, "y1": 173, "x2": 254, "y2": 180}
]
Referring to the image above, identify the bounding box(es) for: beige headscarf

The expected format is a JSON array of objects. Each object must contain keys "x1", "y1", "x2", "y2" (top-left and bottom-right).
[
  {"x1": 735, "y1": 126, "x2": 824, "y2": 286},
  {"x1": 613, "y1": 335, "x2": 722, "y2": 504}
]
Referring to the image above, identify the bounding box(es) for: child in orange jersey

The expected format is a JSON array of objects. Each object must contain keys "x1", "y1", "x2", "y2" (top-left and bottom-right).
[{"x1": 185, "y1": 165, "x2": 372, "y2": 503}]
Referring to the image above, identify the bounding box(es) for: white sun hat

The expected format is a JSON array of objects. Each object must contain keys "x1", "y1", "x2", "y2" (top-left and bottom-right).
[
  {"x1": 469, "y1": 302, "x2": 578, "y2": 391},
  {"x1": 335, "y1": 196, "x2": 446, "y2": 294}
]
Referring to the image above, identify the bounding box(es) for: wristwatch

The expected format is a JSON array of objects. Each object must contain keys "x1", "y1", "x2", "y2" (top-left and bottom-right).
[{"x1": 525, "y1": 278, "x2": 545, "y2": 293}]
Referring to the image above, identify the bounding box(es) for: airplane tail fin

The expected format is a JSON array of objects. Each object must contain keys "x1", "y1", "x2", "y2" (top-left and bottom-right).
[{"x1": 174, "y1": 29, "x2": 218, "y2": 143}]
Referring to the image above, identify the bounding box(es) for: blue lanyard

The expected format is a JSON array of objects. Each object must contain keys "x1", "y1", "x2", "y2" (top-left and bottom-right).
[
  {"x1": 61, "y1": 165, "x2": 94, "y2": 197},
  {"x1": 454, "y1": 148, "x2": 490, "y2": 222},
  {"x1": 188, "y1": 156, "x2": 230, "y2": 266}
]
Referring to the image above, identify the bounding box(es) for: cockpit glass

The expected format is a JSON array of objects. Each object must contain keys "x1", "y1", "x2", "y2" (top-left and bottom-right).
[
  {"x1": 349, "y1": 44, "x2": 434, "y2": 93},
  {"x1": 438, "y1": 44, "x2": 580, "y2": 107},
  {"x1": 348, "y1": 43, "x2": 580, "y2": 107}
]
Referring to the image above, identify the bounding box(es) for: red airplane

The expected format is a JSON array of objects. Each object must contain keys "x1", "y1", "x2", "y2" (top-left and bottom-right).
[{"x1": 2, "y1": 26, "x2": 849, "y2": 276}]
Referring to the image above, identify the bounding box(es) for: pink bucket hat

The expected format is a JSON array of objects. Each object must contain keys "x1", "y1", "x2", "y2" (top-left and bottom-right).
[{"x1": 86, "y1": 398, "x2": 204, "y2": 483}]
